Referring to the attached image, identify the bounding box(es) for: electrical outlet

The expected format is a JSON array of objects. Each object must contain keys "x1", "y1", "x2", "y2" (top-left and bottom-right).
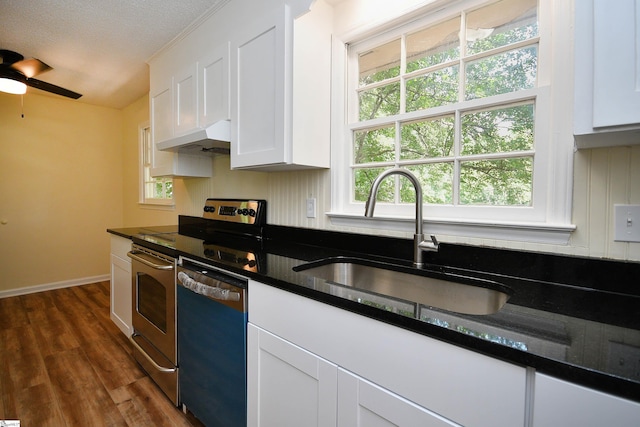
[
  {"x1": 306, "y1": 198, "x2": 317, "y2": 218},
  {"x1": 614, "y1": 204, "x2": 640, "y2": 242}
]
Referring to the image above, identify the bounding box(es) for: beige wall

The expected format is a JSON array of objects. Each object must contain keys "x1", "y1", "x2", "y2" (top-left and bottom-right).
[{"x1": 0, "y1": 92, "x2": 124, "y2": 293}]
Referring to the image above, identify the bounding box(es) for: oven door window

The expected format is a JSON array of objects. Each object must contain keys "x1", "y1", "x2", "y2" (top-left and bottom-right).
[{"x1": 137, "y1": 272, "x2": 167, "y2": 333}]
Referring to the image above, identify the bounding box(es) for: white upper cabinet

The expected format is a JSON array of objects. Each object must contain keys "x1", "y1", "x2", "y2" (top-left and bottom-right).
[
  {"x1": 174, "y1": 62, "x2": 198, "y2": 137},
  {"x1": 230, "y1": 0, "x2": 332, "y2": 170},
  {"x1": 574, "y1": 0, "x2": 640, "y2": 148},
  {"x1": 148, "y1": 38, "x2": 231, "y2": 177},
  {"x1": 200, "y1": 42, "x2": 230, "y2": 128},
  {"x1": 149, "y1": 73, "x2": 213, "y2": 178}
]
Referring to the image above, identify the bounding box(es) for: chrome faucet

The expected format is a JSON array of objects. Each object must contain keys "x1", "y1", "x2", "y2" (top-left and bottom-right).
[{"x1": 364, "y1": 168, "x2": 439, "y2": 267}]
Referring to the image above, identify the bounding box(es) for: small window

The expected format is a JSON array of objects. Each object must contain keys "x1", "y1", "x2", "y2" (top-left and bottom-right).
[{"x1": 139, "y1": 123, "x2": 173, "y2": 205}]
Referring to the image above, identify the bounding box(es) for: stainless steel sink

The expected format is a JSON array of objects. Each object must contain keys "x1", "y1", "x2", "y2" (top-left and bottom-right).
[{"x1": 293, "y1": 257, "x2": 512, "y2": 315}]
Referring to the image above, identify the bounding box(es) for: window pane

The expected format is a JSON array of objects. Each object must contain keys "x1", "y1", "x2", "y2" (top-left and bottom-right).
[
  {"x1": 406, "y1": 17, "x2": 460, "y2": 72},
  {"x1": 465, "y1": 45, "x2": 537, "y2": 100},
  {"x1": 466, "y1": 0, "x2": 538, "y2": 55},
  {"x1": 400, "y1": 116, "x2": 455, "y2": 160},
  {"x1": 359, "y1": 39, "x2": 401, "y2": 85},
  {"x1": 461, "y1": 103, "x2": 534, "y2": 155},
  {"x1": 165, "y1": 180, "x2": 173, "y2": 199},
  {"x1": 354, "y1": 126, "x2": 396, "y2": 164},
  {"x1": 406, "y1": 65, "x2": 459, "y2": 111},
  {"x1": 460, "y1": 157, "x2": 533, "y2": 205},
  {"x1": 359, "y1": 82, "x2": 401, "y2": 120},
  {"x1": 354, "y1": 167, "x2": 392, "y2": 202},
  {"x1": 154, "y1": 181, "x2": 165, "y2": 198},
  {"x1": 144, "y1": 182, "x2": 155, "y2": 198},
  {"x1": 406, "y1": 163, "x2": 453, "y2": 204}
]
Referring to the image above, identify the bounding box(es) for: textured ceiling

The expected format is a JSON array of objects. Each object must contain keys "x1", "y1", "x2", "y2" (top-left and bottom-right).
[{"x1": 0, "y1": 0, "x2": 225, "y2": 109}]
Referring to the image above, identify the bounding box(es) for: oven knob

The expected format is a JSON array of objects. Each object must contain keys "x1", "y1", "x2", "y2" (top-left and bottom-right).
[
  {"x1": 249, "y1": 209, "x2": 256, "y2": 217},
  {"x1": 240, "y1": 208, "x2": 249, "y2": 216}
]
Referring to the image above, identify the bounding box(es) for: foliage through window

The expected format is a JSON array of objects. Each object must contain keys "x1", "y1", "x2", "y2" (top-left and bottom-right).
[
  {"x1": 349, "y1": 0, "x2": 539, "y2": 209},
  {"x1": 140, "y1": 124, "x2": 173, "y2": 205}
]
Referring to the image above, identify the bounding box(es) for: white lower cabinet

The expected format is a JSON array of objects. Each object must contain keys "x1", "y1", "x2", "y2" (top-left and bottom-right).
[
  {"x1": 247, "y1": 323, "x2": 458, "y2": 427},
  {"x1": 109, "y1": 235, "x2": 132, "y2": 336},
  {"x1": 337, "y1": 369, "x2": 461, "y2": 427},
  {"x1": 532, "y1": 373, "x2": 640, "y2": 427},
  {"x1": 247, "y1": 280, "x2": 526, "y2": 427},
  {"x1": 247, "y1": 324, "x2": 337, "y2": 427}
]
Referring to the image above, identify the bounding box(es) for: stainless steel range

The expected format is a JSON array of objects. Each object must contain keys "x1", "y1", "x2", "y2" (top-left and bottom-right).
[{"x1": 127, "y1": 243, "x2": 178, "y2": 405}]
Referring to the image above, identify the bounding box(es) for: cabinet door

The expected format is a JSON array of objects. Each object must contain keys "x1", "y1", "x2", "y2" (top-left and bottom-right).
[
  {"x1": 110, "y1": 254, "x2": 131, "y2": 336},
  {"x1": 200, "y1": 42, "x2": 230, "y2": 127},
  {"x1": 174, "y1": 63, "x2": 198, "y2": 136},
  {"x1": 150, "y1": 85, "x2": 175, "y2": 177},
  {"x1": 592, "y1": 0, "x2": 640, "y2": 128},
  {"x1": 337, "y1": 369, "x2": 461, "y2": 427},
  {"x1": 533, "y1": 373, "x2": 640, "y2": 427},
  {"x1": 247, "y1": 324, "x2": 337, "y2": 427},
  {"x1": 230, "y1": 5, "x2": 290, "y2": 169}
]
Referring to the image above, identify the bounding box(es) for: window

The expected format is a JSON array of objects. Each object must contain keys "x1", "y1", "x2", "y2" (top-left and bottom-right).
[
  {"x1": 139, "y1": 123, "x2": 173, "y2": 206},
  {"x1": 331, "y1": 0, "x2": 574, "y2": 243}
]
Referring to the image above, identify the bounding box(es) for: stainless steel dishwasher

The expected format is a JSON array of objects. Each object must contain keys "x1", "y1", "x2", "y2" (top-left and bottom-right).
[{"x1": 177, "y1": 256, "x2": 248, "y2": 427}]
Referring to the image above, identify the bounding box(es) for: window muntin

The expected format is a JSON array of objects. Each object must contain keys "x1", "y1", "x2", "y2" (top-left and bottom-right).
[{"x1": 349, "y1": 0, "x2": 539, "y2": 212}]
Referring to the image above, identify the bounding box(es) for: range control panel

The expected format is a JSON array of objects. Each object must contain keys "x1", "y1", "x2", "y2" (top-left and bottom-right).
[{"x1": 202, "y1": 199, "x2": 266, "y2": 225}]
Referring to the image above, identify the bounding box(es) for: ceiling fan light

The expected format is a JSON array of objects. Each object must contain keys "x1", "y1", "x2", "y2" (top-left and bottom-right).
[{"x1": 0, "y1": 77, "x2": 27, "y2": 95}]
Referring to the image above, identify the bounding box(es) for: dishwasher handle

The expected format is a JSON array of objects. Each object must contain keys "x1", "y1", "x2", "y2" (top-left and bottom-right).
[{"x1": 178, "y1": 271, "x2": 241, "y2": 302}]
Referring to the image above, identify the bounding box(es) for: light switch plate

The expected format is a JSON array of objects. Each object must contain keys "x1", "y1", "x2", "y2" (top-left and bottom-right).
[
  {"x1": 614, "y1": 204, "x2": 640, "y2": 242},
  {"x1": 306, "y1": 198, "x2": 317, "y2": 218}
]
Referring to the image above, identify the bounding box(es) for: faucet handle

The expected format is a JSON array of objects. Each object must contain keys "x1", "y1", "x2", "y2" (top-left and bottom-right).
[{"x1": 419, "y1": 235, "x2": 439, "y2": 252}]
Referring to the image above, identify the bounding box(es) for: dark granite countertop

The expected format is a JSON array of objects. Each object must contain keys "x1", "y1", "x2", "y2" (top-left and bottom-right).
[{"x1": 107, "y1": 222, "x2": 640, "y2": 402}]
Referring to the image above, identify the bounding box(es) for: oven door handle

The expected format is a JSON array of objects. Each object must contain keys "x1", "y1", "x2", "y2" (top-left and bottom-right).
[
  {"x1": 127, "y1": 251, "x2": 174, "y2": 270},
  {"x1": 129, "y1": 334, "x2": 177, "y2": 373}
]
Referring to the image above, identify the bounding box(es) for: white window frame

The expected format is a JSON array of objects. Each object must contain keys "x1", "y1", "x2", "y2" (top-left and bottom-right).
[
  {"x1": 328, "y1": 0, "x2": 575, "y2": 245},
  {"x1": 138, "y1": 122, "x2": 174, "y2": 208}
]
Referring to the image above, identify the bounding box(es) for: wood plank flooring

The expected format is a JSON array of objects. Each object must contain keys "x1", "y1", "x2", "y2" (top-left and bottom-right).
[{"x1": 0, "y1": 281, "x2": 203, "y2": 427}]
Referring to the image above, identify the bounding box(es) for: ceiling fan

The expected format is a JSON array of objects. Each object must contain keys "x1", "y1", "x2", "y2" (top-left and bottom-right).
[{"x1": 0, "y1": 49, "x2": 82, "y2": 99}]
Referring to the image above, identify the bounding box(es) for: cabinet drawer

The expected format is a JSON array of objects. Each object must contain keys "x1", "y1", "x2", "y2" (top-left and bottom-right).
[{"x1": 110, "y1": 235, "x2": 132, "y2": 260}]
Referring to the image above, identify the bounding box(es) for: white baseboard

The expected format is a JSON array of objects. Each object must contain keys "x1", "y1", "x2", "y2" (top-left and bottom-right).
[{"x1": 0, "y1": 274, "x2": 110, "y2": 299}]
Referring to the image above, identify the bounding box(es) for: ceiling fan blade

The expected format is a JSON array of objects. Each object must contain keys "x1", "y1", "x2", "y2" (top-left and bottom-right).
[
  {"x1": 0, "y1": 49, "x2": 24, "y2": 65},
  {"x1": 11, "y1": 58, "x2": 52, "y2": 78},
  {"x1": 24, "y1": 77, "x2": 82, "y2": 99}
]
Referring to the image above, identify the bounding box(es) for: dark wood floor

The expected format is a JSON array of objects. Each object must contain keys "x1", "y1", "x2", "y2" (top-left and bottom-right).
[{"x1": 0, "y1": 281, "x2": 203, "y2": 427}]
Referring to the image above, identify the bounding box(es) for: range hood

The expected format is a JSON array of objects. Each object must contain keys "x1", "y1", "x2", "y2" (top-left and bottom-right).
[{"x1": 156, "y1": 120, "x2": 230, "y2": 155}]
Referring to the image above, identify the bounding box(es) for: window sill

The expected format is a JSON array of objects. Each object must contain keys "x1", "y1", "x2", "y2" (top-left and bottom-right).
[{"x1": 327, "y1": 212, "x2": 576, "y2": 246}]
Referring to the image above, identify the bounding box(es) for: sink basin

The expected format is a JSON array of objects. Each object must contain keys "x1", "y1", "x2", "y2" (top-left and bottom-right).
[{"x1": 293, "y1": 257, "x2": 512, "y2": 315}]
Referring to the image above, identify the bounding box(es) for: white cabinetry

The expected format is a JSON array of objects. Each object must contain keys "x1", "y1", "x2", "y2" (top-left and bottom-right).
[
  {"x1": 574, "y1": 0, "x2": 640, "y2": 148},
  {"x1": 247, "y1": 324, "x2": 337, "y2": 427},
  {"x1": 109, "y1": 235, "x2": 132, "y2": 336},
  {"x1": 174, "y1": 62, "x2": 198, "y2": 137},
  {"x1": 149, "y1": 73, "x2": 213, "y2": 178},
  {"x1": 149, "y1": 42, "x2": 231, "y2": 177},
  {"x1": 230, "y1": 1, "x2": 331, "y2": 170},
  {"x1": 248, "y1": 280, "x2": 526, "y2": 427},
  {"x1": 337, "y1": 369, "x2": 462, "y2": 427},
  {"x1": 199, "y1": 42, "x2": 230, "y2": 128},
  {"x1": 532, "y1": 373, "x2": 640, "y2": 426}
]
